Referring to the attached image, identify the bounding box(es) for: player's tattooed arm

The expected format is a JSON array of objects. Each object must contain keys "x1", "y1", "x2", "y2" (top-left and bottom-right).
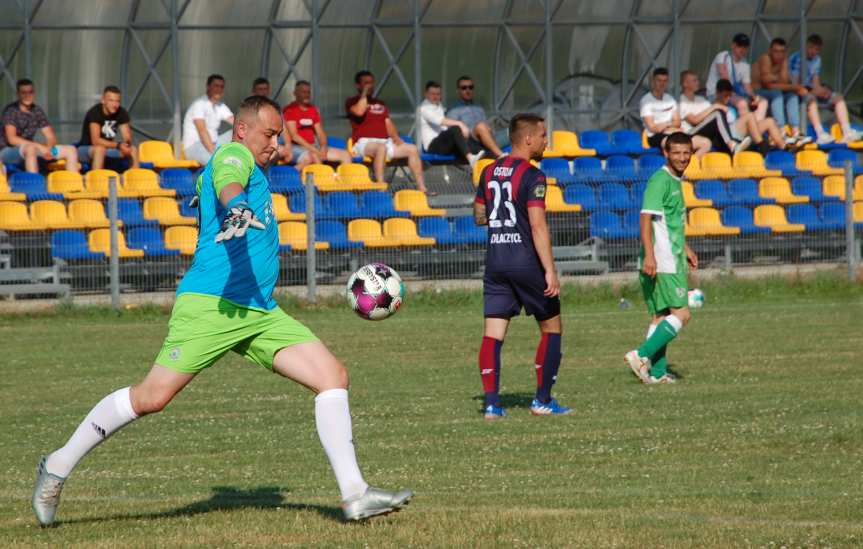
[{"x1": 473, "y1": 201, "x2": 487, "y2": 225}]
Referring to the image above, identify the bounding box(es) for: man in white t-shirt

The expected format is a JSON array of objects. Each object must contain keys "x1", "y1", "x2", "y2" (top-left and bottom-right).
[
  {"x1": 640, "y1": 68, "x2": 710, "y2": 157},
  {"x1": 705, "y1": 33, "x2": 768, "y2": 121},
  {"x1": 182, "y1": 74, "x2": 235, "y2": 164},
  {"x1": 678, "y1": 70, "x2": 749, "y2": 155},
  {"x1": 419, "y1": 81, "x2": 483, "y2": 167}
]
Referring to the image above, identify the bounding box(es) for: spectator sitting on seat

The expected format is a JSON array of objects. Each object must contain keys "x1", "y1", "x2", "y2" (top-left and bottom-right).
[
  {"x1": 705, "y1": 33, "x2": 768, "y2": 121},
  {"x1": 251, "y1": 77, "x2": 270, "y2": 97},
  {"x1": 789, "y1": 34, "x2": 863, "y2": 144},
  {"x1": 420, "y1": 81, "x2": 484, "y2": 168},
  {"x1": 679, "y1": 70, "x2": 750, "y2": 155},
  {"x1": 0, "y1": 79, "x2": 80, "y2": 173},
  {"x1": 447, "y1": 76, "x2": 505, "y2": 158},
  {"x1": 640, "y1": 67, "x2": 711, "y2": 157},
  {"x1": 78, "y1": 85, "x2": 139, "y2": 170},
  {"x1": 715, "y1": 79, "x2": 789, "y2": 155},
  {"x1": 753, "y1": 38, "x2": 811, "y2": 146},
  {"x1": 345, "y1": 70, "x2": 430, "y2": 194},
  {"x1": 283, "y1": 80, "x2": 351, "y2": 170},
  {"x1": 182, "y1": 74, "x2": 234, "y2": 164}
]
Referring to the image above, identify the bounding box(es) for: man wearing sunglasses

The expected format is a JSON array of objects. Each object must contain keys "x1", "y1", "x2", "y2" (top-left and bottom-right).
[{"x1": 447, "y1": 76, "x2": 505, "y2": 159}]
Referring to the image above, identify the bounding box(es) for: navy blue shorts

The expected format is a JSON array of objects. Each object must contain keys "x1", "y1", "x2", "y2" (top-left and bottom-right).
[{"x1": 483, "y1": 270, "x2": 561, "y2": 321}]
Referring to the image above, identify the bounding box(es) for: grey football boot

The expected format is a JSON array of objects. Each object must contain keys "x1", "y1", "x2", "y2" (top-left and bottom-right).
[
  {"x1": 342, "y1": 486, "x2": 413, "y2": 521},
  {"x1": 32, "y1": 455, "x2": 66, "y2": 527}
]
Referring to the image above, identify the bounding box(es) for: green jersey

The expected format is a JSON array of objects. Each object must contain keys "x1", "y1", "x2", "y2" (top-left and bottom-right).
[{"x1": 639, "y1": 166, "x2": 687, "y2": 275}]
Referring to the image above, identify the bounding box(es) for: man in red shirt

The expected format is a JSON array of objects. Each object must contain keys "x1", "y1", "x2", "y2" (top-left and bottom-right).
[
  {"x1": 283, "y1": 80, "x2": 352, "y2": 170},
  {"x1": 345, "y1": 71, "x2": 429, "y2": 194}
]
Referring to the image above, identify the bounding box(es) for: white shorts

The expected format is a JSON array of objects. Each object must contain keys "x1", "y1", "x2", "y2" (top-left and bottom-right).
[{"x1": 353, "y1": 137, "x2": 394, "y2": 161}]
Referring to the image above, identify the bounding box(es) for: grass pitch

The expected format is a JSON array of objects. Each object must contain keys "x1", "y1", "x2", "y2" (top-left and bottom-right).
[{"x1": 1, "y1": 277, "x2": 862, "y2": 547}]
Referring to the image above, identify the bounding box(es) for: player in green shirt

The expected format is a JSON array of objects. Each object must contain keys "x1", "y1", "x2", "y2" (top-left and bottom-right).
[{"x1": 625, "y1": 132, "x2": 699, "y2": 384}]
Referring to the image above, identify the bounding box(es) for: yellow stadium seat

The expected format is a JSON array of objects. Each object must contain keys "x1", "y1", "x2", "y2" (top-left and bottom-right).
[
  {"x1": 278, "y1": 221, "x2": 329, "y2": 251},
  {"x1": 88, "y1": 228, "x2": 144, "y2": 258},
  {"x1": 0, "y1": 201, "x2": 45, "y2": 230},
  {"x1": 700, "y1": 152, "x2": 735, "y2": 178},
  {"x1": 271, "y1": 193, "x2": 305, "y2": 221},
  {"x1": 347, "y1": 219, "x2": 399, "y2": 247},
  {"x1": 857, "y1": 176, "x2": 863, "y2": 200},
  {"x1": 642, "y1": 130, "x2": 651, "y2": 150},
  {"x1": 394, "y1": 189, "x2": 445, "y2": 216},
  {"x1": 685, "y1": 221, "x2": 707, "y2": 237},
  {"x1": 164, "y1": 226, "x2": 199, "y2": 255},
  {"x1": 47, "y1": 170, "x2": 102, "y2": 199},
  {"x1": 123, "y1": 168, "x2": 175, "y2": 197},
  {"x1": 473, "y1": 158, "x2": 495, "y2": 185},
  {"x1": 822, "y1": 175, "x2": 846, "y2": 200},
  {"x1": 543, "y1": 130, "x2": 596, "y2": 158},
  {"x1": 831, "y1": 123, "x2": 863, "y2": 149},
  {"x1": 796, "y1": 150, "x2": 843, "y2": 176},
  {"x1": 301, "y1": 164, "x2": 340, "y2": 191},
  {"x1": 383, "y1": 218, "x2": 435, "y2": 246},
  {"x1": 754, "y1": 204, "x2": 805, "y2": 233},
  {"x1": 688, "y1": 207, "x2": 740, "y2": 236},
  {"x1": 732, "y1": 151, "x2": 780, "y2": 178},
  {"x1": 0, "y1": 174, "x2": 25, "y2": 201},
  {"x1": 30, "y1": 200, "x2": 82, "y2": 229},
  {"x1": 68, "y1": 199, "x2": 117, "y2": 229},
  {"x1": 85, "y1": 169, "x2": 135, "y2": 198},
  {"x1": 143, "y1": 197, "x2": 196, "y2": 225},
  {"x1": 683, "y1": 156, "x2": 705, "y2": 180},
  {"x1": 683, "y1": 181, "x2": 711, "y2": 207},
  {"x1": 545, "y1": 185, "x2": 581, "y2": 212},
  {"x1": 337, "y1": 163, "x2": 387, "y2": 191},
  {"x1": 139, "y1": 140, "x2": 199, "y2": 169},
  {"x1": 759, "y1": 177, "x2": 808, "y2": 204}
]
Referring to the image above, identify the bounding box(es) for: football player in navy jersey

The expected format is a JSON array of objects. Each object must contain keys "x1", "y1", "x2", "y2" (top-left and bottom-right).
[{"x1": 473, "y1": 113, "x2": 571, "y2": 419}]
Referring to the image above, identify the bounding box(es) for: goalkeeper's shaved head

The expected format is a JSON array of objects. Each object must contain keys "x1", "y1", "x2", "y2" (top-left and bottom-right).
[
  {"x1": 234, "y1": 95, "x2": 283, "y2": 166},
  {"x1": 237, "y1": 95, "x2": 281, "y2": 125}
]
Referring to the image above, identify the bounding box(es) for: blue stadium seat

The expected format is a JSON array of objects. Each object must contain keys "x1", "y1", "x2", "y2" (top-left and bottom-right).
[
  {"x1": 573, "y1": 156, "x2": 609, "y2": 183},
  {"x1": 289, "y1": 191, "x2": 326, "y2": 216},
  {"x1": 827, "y1": 148, "x2": 862, "y2": 173},
  {"x1": 721, "y1": 206, "x2": 771, "y2": 234},
  {"x1": 765, "y1": 150, "x2": 809, "y2": 177},
  {"x1": 540, "y1": 158, "x2": 572, "y2": 183},
  {"x1": 631, "y1": 181, "x2": 647, "y2": 203},
  {"x1": 419, "y1": 217, "x2": 459, "y2": 245},
  {"x1": 159, "y1": 168, "x2": 196, "y2": 197},
  {"x1": 316, "y1": 220, "x2": 362, "y2": 249},
  {"x1": 589, "y1": 212, "x2": 637, "y2": 239},
  {"x1": 453, "y1": 216, "x2": 487, "y2": 244},
  {"x1": 622, "y1": 209, "x2": 641, "y2": 235},
  {"x1": 786, "y1": 204, "x2": 825, "y2": 231},
  {"x1": 791, "y1": 176, "x2": 831, "y2": 202},
  {"x1": 819, "y1": 203, "x2": 847, "y2": 230},
  {"x1": 10, "y1": 172, "x2": 63, "y2": 201},
  {"x1": 327, "y1": 136, "x2": 349, "y2": 150},
  {"x1": 599, "y1": 183, "x2": 638, "y2": 209},
  {"x1": 51, "y1": 230, "x2": 106, "y2": 260},
  {"x1": 127, "y1": 227, "x2": 181, "y2": 256},
  {"x1": 269, "y1": 165, "x2": 303, "y2": 194},
  {"x1": 727, "y1": 178, "x2": 774, "y2": 205},
  {"x1": 564, "y1": 184, "x2": 597, "y2": 210},
  {"x1": 179, "y1": 198, "x2": 198, "y2": 218},
  {"x1": 696, "y1": 179, "x2": 735, "y2": 207},
  {"x1": 579, "y1": 130, "x2": 614, "y2": 156},
  {"x1": 638, "y1": 154, "x2": 665, "y2": 179},
  {"x1": 325, "y1": 191, "x2": 361, "y2": 218},
  {"x1": 611, "y1": 129, "x2": 651, "y2": 155},
  {"x1": 118, "y1": 198, "x2": 158, "y2": 227},
  {"x1": 359, "y1": 191, "x2": 408, "y2": 218},
  {"x1": 606, "y1": 155, "x2": 638, "y2": 181}
]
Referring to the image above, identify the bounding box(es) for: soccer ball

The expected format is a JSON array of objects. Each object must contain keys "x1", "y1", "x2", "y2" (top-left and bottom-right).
[
  {"x1": 346, "y1": 263, "x2": 405, "y2": 320},
  {"x1": 688, "y1": 288, "x2": 705, "y2": 309}
]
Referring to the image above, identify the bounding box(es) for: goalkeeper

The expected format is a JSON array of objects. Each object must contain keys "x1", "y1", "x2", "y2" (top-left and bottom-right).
[{"x1": 32, "y1": 95, "x2": 412, "y2": 527}]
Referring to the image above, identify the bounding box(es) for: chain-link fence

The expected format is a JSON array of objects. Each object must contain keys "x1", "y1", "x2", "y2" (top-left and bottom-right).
[{"x1": 1, "y1": 147, "x2": 861, "y2": 303}]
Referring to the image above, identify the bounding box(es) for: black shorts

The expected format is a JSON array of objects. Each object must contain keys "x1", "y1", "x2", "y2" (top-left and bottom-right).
[
  {"x1": 646, "y1": 133, "x2": 665, "y2": 148},
  {"x1": 483, "y1": 269, "x2": 561, "y2": 321}
]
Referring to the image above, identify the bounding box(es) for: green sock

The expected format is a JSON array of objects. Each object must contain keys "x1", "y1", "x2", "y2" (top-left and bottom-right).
[
  {"x1": 650, "y1": 345, "x2": 667, "y2": 378},
  {"x1": 638, "y1": 317, "x2": 681, "y2": 360}
]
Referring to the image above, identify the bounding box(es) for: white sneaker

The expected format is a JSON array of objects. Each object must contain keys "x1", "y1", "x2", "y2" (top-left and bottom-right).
[
  {"x1": 467, "y1": 150, "x2": 485, "y2": 169},
  {"x1": 624, "y1": 350, "x2": 650, "y2": 383},
  {"x1": 795, "y1": 135, "x2": 813, "y2": 146},
  {"x1": 646, "y1": 373, "x2": 677, "y2": 384},
  {"x1": 816, "y1": 133, "x2": 835, "y2": 145},
  {"x1": 841, "y1": 129, "x2": 862, "y2": 144},
  {"x1": 732, "y1": 136, "x2": 752, "y2": 155}
]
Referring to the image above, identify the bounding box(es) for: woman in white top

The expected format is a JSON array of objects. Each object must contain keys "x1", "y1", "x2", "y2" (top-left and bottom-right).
[{"x1": 419, "y1": 81, "x2": 484, "y2": 167}]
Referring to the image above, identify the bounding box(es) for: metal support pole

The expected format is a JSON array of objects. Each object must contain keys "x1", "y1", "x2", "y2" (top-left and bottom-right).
[
  {"x1": 108, "y1": 176, "x2": 121, "y2": 309},
  {"x1": 544, "y1": 0, "x2": 554, "y2": 141},
  {"x1": 305, "y1": 173, "x2": 317, "y2": 303},
  {"x1": 311, "y1": 0, "x2": 320, "y2": 109},
  {"x1": 22, "y1": 0, "x2": 32, "y2": 77},
  {"x1": 671, "y1": 0, "x2": 681, "y2": 98},
  {"x1": 724, "y1": 241, "x2": 732, "y2": 271},
  {"x1": 845, "y1": 161, "x2": 858, "y2": 281},
  {"x1": 799, "y1": 0, "x2": 808, "y2": 136},
  {"x1": 413, "y1": 0, "x2": 422, "y2": 149},
  {"x1": 170, "y1": 0, "x2": 182, "y2": 155}
]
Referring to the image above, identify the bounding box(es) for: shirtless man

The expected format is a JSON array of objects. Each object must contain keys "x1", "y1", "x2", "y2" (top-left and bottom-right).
[{"x1": 753, "y1": 38, "x2": 811, "y2": 146}]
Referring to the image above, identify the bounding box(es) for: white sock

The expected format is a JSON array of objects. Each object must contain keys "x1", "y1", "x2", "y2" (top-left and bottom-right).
[
  {"x1": 46, "y1": 387, "x2": 139, "y2": 478},
  {"x1": 314, "y1": 388, "x2": 368, "y2": 501},
  {"x1": 665, "y1": 314, "x2": 683, "y2": 333},
  {"x1": 646, "y1": 324, "x2": 658, "y2": 339}
]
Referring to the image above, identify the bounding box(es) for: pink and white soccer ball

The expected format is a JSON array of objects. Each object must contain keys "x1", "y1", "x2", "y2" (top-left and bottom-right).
[{"x1": 346, "y1": 263, "x2": 405, "y2": 320}]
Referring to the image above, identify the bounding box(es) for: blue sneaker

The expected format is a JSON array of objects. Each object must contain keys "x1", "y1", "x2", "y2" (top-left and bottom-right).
[
  {"x1": 483, "y1": 404, "x2": 506, "y2": 420},
  {"x1": 530, "y1": 398, "x2": 573, "y2": 416}
]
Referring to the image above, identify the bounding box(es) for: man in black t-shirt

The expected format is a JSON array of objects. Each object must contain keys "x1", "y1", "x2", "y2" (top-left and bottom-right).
[{"x1": 78, "y1": 85, "x2": 138, "y2": 170}]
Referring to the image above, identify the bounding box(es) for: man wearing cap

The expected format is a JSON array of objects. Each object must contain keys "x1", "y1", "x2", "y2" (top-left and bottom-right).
[{"x1": 705, "y1": 33, "x2": 768, "y2": 122}]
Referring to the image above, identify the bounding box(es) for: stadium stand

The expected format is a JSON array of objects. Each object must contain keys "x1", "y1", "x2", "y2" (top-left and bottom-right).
[
  {"x1": 688, "y1": 207, "x2": 741, "y2": 236},
  {"x1": 542, "y1": 130, "x2": 596, "y2": 158},
  {"x1": 545, "y1": 185, "x2": 581, "y2": 213},
  {"x1": 336, "y1": 163, "x2": 388, "y2": 191},
  {"x1": 10, "y1": 172, "x2": 63, "y2": 201},
  {"x1": 127, "y1": 227, "x2": 181, "y2": 257},
  {"x1": 754, "y1": 204, "x2": 806, "y2": 233},
  {"x1": 347, "y1": 219, "x2": 400, "y2": 247},
  {"x1": 278, "y1": 221, "x2": 329, "y2": 251},
  {"x1": 47, "y1": 171, "x2": 102, "y2": 199},
  {"x1": 159, "y1": 168, "x2": 197, "y2": 197},
  {"x1": 394, "y1": 190, "x2": 445, "y2": 216},
  {"x1": 0, "y1": 201, "x2": 45, "y2": 230},
  {"x1": 139, "y1": 140, "x2": 199, "y2": 169},
  {"x1": 143, "y1": 197, "x2": 196, "y2": 225},
  {"x1": 315, "y1": 220, "x2": 363, "y2": 249},
  {"x1": 123, "y1": 168, "x2": 176, "y2": 197},
  {"x1": 271, "y1": 193, "x2": 305, "y2": 221},
  {"x1": 164, "y1": 226, "x2": 198, "y2": 255},
  {"x1": 759, "y1": 177, "x2": 808, "y2": 204},
  {"x1": 51, "y1": 230, "x2": 105, "y2": 260},
  {"x1": 68, "y1": 199, "x2": 115, "y2": 228},
  {"x1": 721, "y1": 206, "x2": 772, "y2": 234},
  {"x1": 118, "y1": 198, "x2": 159, "y2": 227},
  {"x1": 88, "y1": 228, "x2": 145, "y2": 257},
  {"x1": 30, "y1": 200, "x2": 80, "y2": 229},
  {"x1": 383, "y1": 218, "x2": 436, "y2": 246},
  {"x1": 0, "y1": 175, "x2": 26, "y2": 201}
]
